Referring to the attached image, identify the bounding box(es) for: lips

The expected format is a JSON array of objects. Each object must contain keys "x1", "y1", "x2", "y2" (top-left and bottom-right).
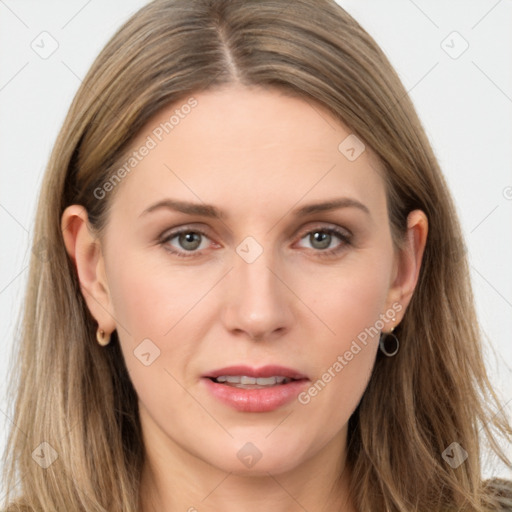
[
  {"x1": 215, "y1": 375, "x2": 290, "y2": 386},
  {"x1": 201, "y1": 365, "x2": 310, "y2": 412},
  {"x1": 202, "y1": 365, "x2": 308, "y2": 381}
]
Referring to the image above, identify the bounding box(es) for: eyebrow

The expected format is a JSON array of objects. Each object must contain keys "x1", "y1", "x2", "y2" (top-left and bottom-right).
[
  {"x1": 293, "y1": 198, "x2": 370, "y2": 217},
  {"x1": 139, "y1": 197, "x2": 370, "y2": 219}
]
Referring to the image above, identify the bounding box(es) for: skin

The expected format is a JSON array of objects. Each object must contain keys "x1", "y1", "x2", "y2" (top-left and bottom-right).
[{"x1": 62, "y1": 84, "x2": 428, "y2": 512}]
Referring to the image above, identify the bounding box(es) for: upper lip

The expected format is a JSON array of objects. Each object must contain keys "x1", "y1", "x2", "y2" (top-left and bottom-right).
[{"x1": 203, "y1": 365, "x2": 308, "y2": 380}]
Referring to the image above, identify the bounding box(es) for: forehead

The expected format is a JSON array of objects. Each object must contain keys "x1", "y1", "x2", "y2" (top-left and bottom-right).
[{"x1": 108, "y1": 85, "x2": 387, "y2": 220}]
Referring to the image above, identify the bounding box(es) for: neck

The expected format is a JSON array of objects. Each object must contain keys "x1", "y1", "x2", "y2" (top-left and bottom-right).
[{"x1": 138, "y1": 422, "x2": 356, "y2": 512}]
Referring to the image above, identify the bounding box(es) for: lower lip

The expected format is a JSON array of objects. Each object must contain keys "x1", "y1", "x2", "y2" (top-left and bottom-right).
[{"x1": 202, "y1": 378, "x2": 309, "y2": 412}]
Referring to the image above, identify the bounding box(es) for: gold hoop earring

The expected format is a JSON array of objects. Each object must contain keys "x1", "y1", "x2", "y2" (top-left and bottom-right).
[{"x1": 96, "y1": 328, "x2": 111, "y2": 346}]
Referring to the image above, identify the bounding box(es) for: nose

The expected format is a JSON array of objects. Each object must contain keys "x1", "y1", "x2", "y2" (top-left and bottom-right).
[{"x1": 220, "y1": 245, "x2": 295, "y2": 342}]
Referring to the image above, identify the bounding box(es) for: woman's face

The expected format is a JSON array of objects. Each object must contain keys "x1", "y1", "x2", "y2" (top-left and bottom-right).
[{"x1": 75, "y1": 84, "x2": 424, "y2": 476}]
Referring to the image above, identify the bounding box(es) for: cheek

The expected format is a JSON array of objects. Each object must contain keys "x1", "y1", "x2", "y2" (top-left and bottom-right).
[
  {"x1": 303, "y1": 251, "x2": 392, "y2": 341},
  {"x1": 106, "y1": 249, "x2": 210, "y2": 339},
  {"x1": 105, "y1": 255, "x2": 200, "y2": 413},
  {"x1": 294, "y1": 252, "x2": 391, "y2": 422},
  {"x1": 104, "y1": 249, "x2": 220, "y2": 387}
]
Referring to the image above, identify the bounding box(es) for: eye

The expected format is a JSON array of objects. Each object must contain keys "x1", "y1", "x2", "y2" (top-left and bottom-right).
[
  {"x1": 296, "y1": 226, "x2": 351, "y2": 256},
  {"x1": 160, "y1": 228, "x2": 213, "y2": 257},
  {"x1": 159, "y1": 225, "x2": 351, "y2": 259}
]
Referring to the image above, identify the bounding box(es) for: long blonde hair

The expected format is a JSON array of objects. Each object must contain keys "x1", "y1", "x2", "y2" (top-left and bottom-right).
[{"x1": 2, "y1": 1, "x2": 511, "y2": 510}]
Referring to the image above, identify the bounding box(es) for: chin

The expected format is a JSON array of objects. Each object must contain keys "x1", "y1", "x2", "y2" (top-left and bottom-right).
[{"x1": 204, "y1": 444, "x2": 307, "y2": 477}]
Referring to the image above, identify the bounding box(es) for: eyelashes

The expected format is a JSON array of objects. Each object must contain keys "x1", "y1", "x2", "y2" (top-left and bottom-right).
[
  {"x1": 295, "y1": 227, "x2": 352, "y2": 257},
  {"x1": 159, "y1": 224, "x2": 352, "y2": 259}
]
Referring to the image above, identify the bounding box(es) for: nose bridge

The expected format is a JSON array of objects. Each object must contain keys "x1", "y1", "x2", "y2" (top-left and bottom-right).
[
  {"x1": 222, "y1": 236, "x2": 293, "y2": 339},
  {"x1": 237, "y1": 245, "x2": 274, "y2": 296}
]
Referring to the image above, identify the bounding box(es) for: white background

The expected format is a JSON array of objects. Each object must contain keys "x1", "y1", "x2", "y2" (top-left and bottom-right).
[{"x1": 1, "y1": 0, "x2": 511, "y2": 490}]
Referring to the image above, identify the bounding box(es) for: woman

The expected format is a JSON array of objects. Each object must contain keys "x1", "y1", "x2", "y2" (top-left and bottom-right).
[{"x1": 2, "y1": 0, "x2": 511, "y2": 510}]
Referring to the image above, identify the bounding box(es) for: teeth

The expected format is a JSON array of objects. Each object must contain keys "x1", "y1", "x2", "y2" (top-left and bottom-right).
[{"x1": 214, "y1": 375, "x2": 291, "y2": 385}]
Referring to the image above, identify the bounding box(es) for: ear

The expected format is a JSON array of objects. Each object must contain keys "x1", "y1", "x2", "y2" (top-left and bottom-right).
[
  {"x1": 61, "y1": 205, "x2": 116, "y2": 335},
  {"x1": 385, "y1": 209, "x2": 428, "y2": 325}
]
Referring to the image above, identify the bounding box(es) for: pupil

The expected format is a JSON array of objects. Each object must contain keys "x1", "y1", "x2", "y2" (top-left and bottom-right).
[
  {"x1": 311, "y1": 231, "x2": 331, "y2": 249},
  {"x1": 180, "y1": 232, "x2": 201, "y2": 250}
]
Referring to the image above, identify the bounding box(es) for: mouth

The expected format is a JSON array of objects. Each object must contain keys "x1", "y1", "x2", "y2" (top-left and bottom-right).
[
  {"x1": 207, "y1": 375, "x2": 298, "y2": 389},
  {"x1": 201, "y1": 365, "x2": 309, "y2": 412},
  {"x1": 203, "y1": 364, "x2": 308, "y2": 387}
]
